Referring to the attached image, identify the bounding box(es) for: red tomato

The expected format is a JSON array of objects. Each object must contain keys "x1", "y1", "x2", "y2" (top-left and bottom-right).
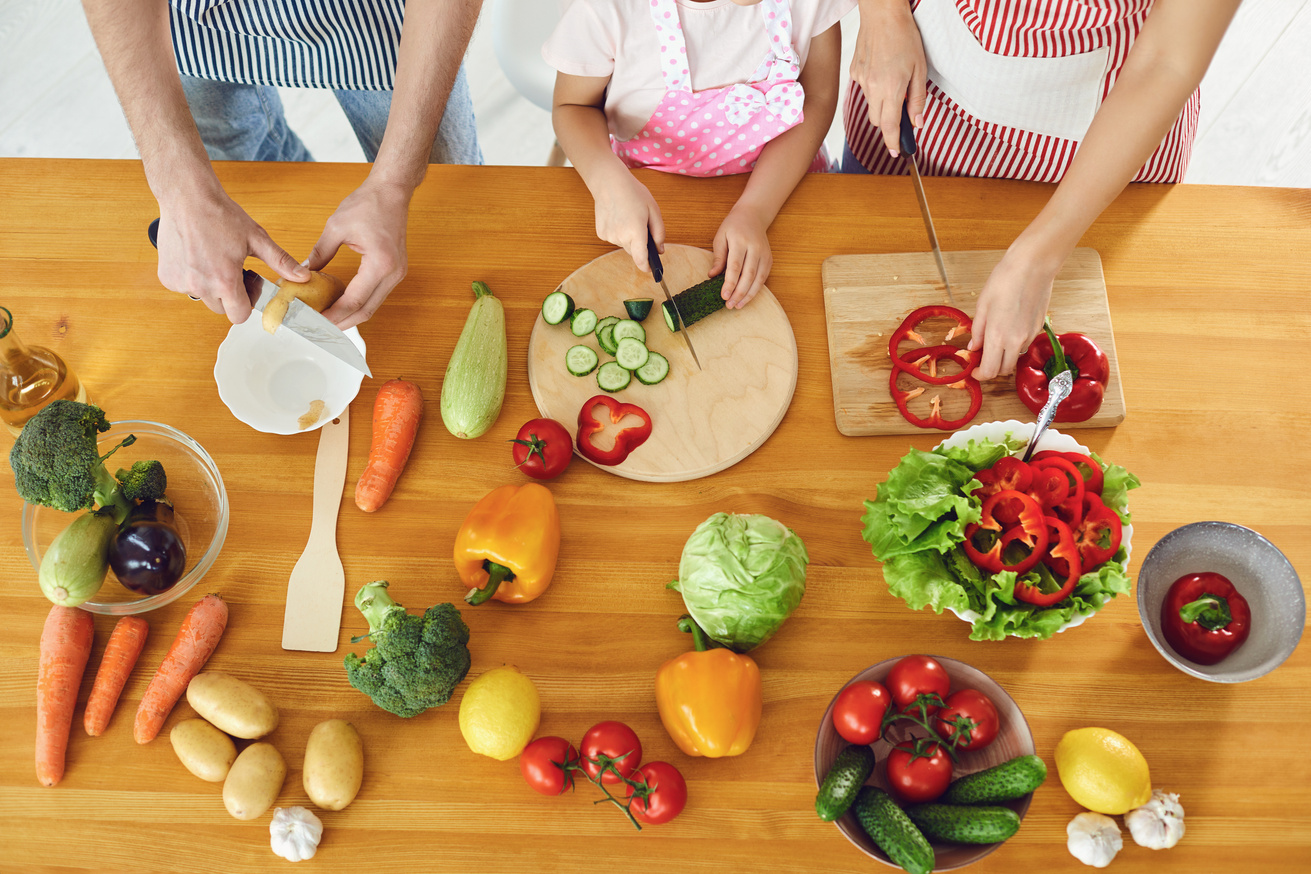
[
  {"x1": 580, "y1": 721, "x2": 643, "y2": 785},
  {"x1": 520, "y1": 736, "x2": 579, "y2": 796},
  {"x1": 832, "y1": 680, "x2": 893, "y2": 745},
  {"x1": 885, "y1": 742, "x2": 953, "y2": 803},
  {"x1": 511, "y1": 418, "x2": 573, "y2": 480},
  {"x1": 935, "y1": 689, "x2": 1000, "y2": 752},
  {"x1": 885, "y1": 655, "x2": 951, "y2": 715},
  {"x1": 624, "y1": 761, "x2": 688, "y2": 824}
]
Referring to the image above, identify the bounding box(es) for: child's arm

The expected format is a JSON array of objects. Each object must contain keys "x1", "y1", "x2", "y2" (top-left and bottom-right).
[
  {"x1": 968, "y1": 0, "x2": 1241, "y2": 379},
  {"x1": 714, "y1": 23, "x2": 842, "y2": 309},
  {"x1": 552, "y1": 72, "x2": 665, "y2": 274}
]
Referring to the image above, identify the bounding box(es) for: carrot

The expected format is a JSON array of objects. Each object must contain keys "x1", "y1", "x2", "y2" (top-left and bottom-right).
[
  {"x1": 83, "y1": 616, "x2": 149, "y2": 737},
  {"x1": 355, "y1": 378, "x2": 423, "y2": 512},
  {"x1": 36, "y1": 605, "x2": 95, "y2": 787},
  {"x1": 133, "y1": 593, "x2": 228, "y2": 744}
]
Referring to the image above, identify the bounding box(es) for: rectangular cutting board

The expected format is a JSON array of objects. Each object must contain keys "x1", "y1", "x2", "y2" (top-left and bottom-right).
[{"x1": 822, "y1": 248, "x2": 1126, "y2": 436}]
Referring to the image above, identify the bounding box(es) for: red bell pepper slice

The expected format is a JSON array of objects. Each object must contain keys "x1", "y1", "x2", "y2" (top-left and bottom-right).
[
  {"x1": 1071, "y1": 492, "x2": 1122, "y2": 569},
  {"x1": 1026, "y1": 465, "x2": 1070, "y2": 511},
  {"x1": 972, "y1": 457, "x2": 1033, "y2": 525},
  {"x1": 1032, "y1": 456, "x2": 1085, "y2": 529},
  {"x1": 889, "y1": 374, "x2": 983, "y2": 431},
  {"x1": 1160, "y1": 572, "x2": 1252, "y2": 665},
  {"x1": 894, "y1": 344, "x2": 978, "y2": 386},
  {"x1": 1017, "y1": 516, "x2": 1082, "y2": 607},
  {"x1": 1015, "y1": 321, "x2": 1110, "y2": 423},
  {"x1": 576, "y1": 395, "x2": 652, "y2": 466},
  {"x1": 887, "y1": 305, "x2": 973, "y2": 364},
  {"x1": 962, "y1": 490, "x2": 1049, "y2": 575},
  {"x1": 1032, "y1": 450, "x2": 1104, "y2": 496}
]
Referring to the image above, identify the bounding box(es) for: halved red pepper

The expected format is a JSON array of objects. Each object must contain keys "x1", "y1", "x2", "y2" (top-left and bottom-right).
[
  {"x1": 576, "y1": 395, "x2": 652, "y2": 466},
  {"x1": 890, "y1": 375, "x2": 983, "y2": 431},
  {"x1": 1160, "y1": 572, "x2": 1252, "y2": 665},
  {"x1": 1016, "y1": 321, "x2": 1109, "y2": 423},
  {"x1": 1072, "y1": 492, "x2": 1122, "y2": 569},
  {"x1": 962, "y1": 490, "x2": 1049, "y2": 575},
  {"x1": 895, "y1": 344, "x2": 978, "y2": 386},
  {"x1": 1017, "y1": 516, "x2": 1081, "y2": 606},
  {"x1": 1032, "y1": 450, "x2": 1104, "y2": 496},
  {"x1": 1032, "y1": 456, "x2": 1085, "y2": 529},
  {"x1": 887, "y1": 305, "x2": 973, "y2": 364}
]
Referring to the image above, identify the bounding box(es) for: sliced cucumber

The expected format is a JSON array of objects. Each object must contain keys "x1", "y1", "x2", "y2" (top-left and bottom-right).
[
  {"x1": 612, "y1": 319, "x2": 646, "y2": 344},
  {"x1": 662, "y1": 276, "x2": 727, "y2": 332},
  {"x1": 541, "y1": 290, "x2": 575, "y2": 325},
  {"x1": 596, "y1": 361, "x2": 631, "y2": 393},
  {"x1": 569, "y1": 308, "x2": 598, "y2": 336},
  {"x1": 565, "y1": 344, "x2": 599, "y2": 377},
  {"x1": 595, "y1": 315, "x2": 622, "y2": 338},
  {"x1": 614, "y1": 337, "x2": 650, "y2": 371},
  {"x1": 597, "y1": 322, "x2": 619, "y2": 356},
  {"x1": 623, "y1": 298, "x2": 654, "y2": 321},
  {"x1": 634, "y1": 351, "x2": 669, "y2": 385}
]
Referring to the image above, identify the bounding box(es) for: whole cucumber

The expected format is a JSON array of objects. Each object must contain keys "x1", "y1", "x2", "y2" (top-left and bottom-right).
[
  {"x1": 815, "y1": 744, "x2": 876, "y2": 821},
  {"x1": 39, "y1": 510, "x2": 116, "y2": 606},
  {"x1": 905, "y1": 803, "x2": 1021, "y2": 844},
  {"x1": 440, "y1": 281, "x2": 507, "y2": 440},
  {"x1": 942, "y1": 754, "x2": 1048, "y2": 805},
  {"x1": 851, "y1": 787, "x2": 935, "y2": 874}
]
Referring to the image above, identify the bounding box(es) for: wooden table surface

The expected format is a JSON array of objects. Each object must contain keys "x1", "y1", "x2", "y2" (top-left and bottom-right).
[{"x1": 1, "y1": 159, "x2": 1309, "y2": 873}]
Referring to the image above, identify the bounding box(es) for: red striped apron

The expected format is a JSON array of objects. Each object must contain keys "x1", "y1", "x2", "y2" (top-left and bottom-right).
[{"x1": 843, "y1": 0, "x2": 1199, "y2": 182}]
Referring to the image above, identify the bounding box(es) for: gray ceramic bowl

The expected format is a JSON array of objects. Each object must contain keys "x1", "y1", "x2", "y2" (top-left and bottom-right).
[{"x1": 1137, "y1": 521, "x2": 1304, "y2": 682}]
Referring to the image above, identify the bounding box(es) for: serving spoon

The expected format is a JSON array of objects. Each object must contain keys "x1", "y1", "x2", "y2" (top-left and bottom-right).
[{"x1": 1020, "y1": 370, "x2": 1074, "y2": 461}]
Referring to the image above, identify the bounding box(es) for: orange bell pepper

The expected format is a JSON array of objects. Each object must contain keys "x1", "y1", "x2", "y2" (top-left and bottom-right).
[
  {"x1": 454, "y1": 483, "x2": 560, "y2": 605},
  {"x1": 655, "y1": 617, "x2": 763, "y2": 758}
]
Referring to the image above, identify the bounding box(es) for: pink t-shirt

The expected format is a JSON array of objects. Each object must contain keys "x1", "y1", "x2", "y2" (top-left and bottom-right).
[{"x1": 543, "y1": 0, "x2": 854, "y2": 142}]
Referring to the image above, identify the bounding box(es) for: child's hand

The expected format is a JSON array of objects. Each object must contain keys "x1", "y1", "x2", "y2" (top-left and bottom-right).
[
  {"x1": 593, "y1": 169, "x2": 664, "y2": 274},
  {"x1": 968, "y1": 243, "x2": 1058, "y2": 380},
  {"x1": 710, "y1": 205, "x2": 772, "y2": 310}
]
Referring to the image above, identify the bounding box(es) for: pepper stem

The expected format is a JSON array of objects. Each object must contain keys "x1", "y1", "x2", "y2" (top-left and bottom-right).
[
  {"x1": 1180, "y1": 594, "x2": 1233, "y2": 630},
  {"x1": 1041, "y1": 319, "x2": 1078, "y2": 381},
  {"x1": 677, "y1": 614, "x2": 719, "y2": 652},
  {"x1": 465, "y1": 561, "x2": 516, "y2": 606}
]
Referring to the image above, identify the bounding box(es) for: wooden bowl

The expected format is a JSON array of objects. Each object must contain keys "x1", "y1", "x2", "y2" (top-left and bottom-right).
[{"x1": 813, "y1": 656, "x2": 1036, "y2": 871}]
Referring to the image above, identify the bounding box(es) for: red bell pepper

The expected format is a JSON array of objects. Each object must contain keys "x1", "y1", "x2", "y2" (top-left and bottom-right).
[
  {"x1": 890, "y1": 376, "x2": 983, "y2": 431},
  {"x1": 895, "y1": 344, "x2": 978, "y2": 386},
  {"x1": 1072, "y1": 492, "x2": 1122, "y2": 569},
  {"x1": 1015, "y1": 321, "x2": 1109, "y2": 423},
  {"x1": 1160, "y1": 572, "x2": 1252, "y2": 665},
  {"x1": 972, "y1": 457, "x2": 1033, "y2": 525},
  {"x1": 962, "y1": 490, "x2": 1049, "y2": 575},
  {"x1": 1032, "y1": 450, "x2": 1104, "y2": 496},
  {"x1": 1032, "y1": 456, "x2": 1085, "y2": 529},
  {"x1": 1017, "y1": 516, "x2": 1081, "y2": 607},
  {"x1": 887, "y1": 305, "x2": 973, "y2": 363},
  {"x1": 576, "y1": 395, "x2": 652, "y2": 466},
  {"x1": 1026, "y1": 465, "x2": 1070, "y2": 511}
]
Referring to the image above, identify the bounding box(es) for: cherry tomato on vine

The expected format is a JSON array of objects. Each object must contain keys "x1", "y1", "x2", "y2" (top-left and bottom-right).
[
  {"x1": 832, "y1": 680, "x2": 893, "y2": 745},
  {"x1": 885, "y1": 741, "x2": 953, "y2": 803},
  {"x1": 935, "y1": 689, "x2": 999, "y2": 752},
  {"x1": 580, "y1": 721, "x2": 643, "y2": 785},
  {"x1": 510, "y1": 417, "x2": 573, "y2": 480},
  {"x1": 624, "y1": 761, "x2": 688, "y2": 824},
  {"x1": 520, "y1": 736, "x2": 579, "y2": 796},
  {"x1": 885, "y1": 654, "x2": 951, "y2": 715}
]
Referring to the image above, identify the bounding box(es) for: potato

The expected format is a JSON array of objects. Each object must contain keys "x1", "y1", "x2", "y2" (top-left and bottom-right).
[
  {"x1": 186, "y1": 671, "x2": 279, "y2": 739},
  {"x1": 169, "y1": 718, "x2": 237, "y2": 783},
  {"x1": 303, "y1": 719, "x2": 364, "y2": 811},
  {"x1": 222, "y1": 742, "x2": 286, "y2": 821},
  {"x1": 262, "y1": 271, "x2": 346, "y2": 334}
]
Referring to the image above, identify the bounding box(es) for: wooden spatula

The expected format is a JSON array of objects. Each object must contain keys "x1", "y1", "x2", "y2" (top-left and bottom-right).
[{"x1": 282, "y1": 407, "x2": 350, "y2": 652}]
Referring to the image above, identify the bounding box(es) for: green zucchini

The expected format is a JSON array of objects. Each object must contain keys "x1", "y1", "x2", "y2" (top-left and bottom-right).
[
  {"x1": 440, "y1": 281, "x2": 507, "y2": 439},
  {"x1": 623, "y1": 298, "x2": 654, "y2": 321},
  {"x1": 904, "y1": 804, "x2": 1021, "y2": 845},
  {"x1": 661, "y1": 276, "x2": 727, "y2": 332},
  {"x1": 634, "y1": 351, "x2": 670, "y2": 385},
  {"x1": 596, "y1": 361, "x2": 631, "y2": 393},
  {"x1": 541, "y1": 290, "x2": 575, "y2": 325},
  {"x1": 40, "y1": 510, "x2": 116, "y2": 606},
  {"x1": 614, "y1": 337, "x2": 649, "y2": 371},
  {"x1": 815, "y1": 745, "x2": 875, "y2": 822},
  {"x1": 851, "y1": 787, "x2": 935, "y2": 874},
  {"x1": 942, "y1": 755, "x2": 1048, "y2": 805},
  {"x1": 565, "y1": 345, "x2": 599, "y2": 376}
]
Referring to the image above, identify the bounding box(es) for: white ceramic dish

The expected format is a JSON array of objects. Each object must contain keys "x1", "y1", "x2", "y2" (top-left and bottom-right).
[{"x1": 214, "y1": 316, "x2": 366, "y2": 434}]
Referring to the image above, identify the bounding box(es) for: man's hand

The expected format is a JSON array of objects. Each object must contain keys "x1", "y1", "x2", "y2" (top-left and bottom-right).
[
  {"x1": 851, "y1": 0, "x2": 927, "y2": 155},
  {"x1": 308, "y1": 178, "x2": 414, "y2": 330},
  {"x1": 710, "y1": 204, "x2": 772, "y2": 310}
]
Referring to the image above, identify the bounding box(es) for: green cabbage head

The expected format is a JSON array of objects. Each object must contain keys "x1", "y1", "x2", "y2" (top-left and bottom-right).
[{"x1": 668, "y1": 512, "x2": 809, "y2": 652}]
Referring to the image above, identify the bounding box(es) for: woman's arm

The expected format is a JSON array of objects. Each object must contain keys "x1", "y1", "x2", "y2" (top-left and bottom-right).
[{"x1": 970, "y1": 0, "x2": 1242, "y2": 379}]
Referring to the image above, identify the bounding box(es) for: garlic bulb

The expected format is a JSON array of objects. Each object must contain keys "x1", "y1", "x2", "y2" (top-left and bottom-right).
[
  {"x1": 1125, "y1": 790, "x2": 1185, "y2": 849},
  {"x1": 1067, "y1": 811, "x2": 1123, "y2": 868},
  {"x1": 270, "y1": 806, "x2": 324, "y2": 862}
]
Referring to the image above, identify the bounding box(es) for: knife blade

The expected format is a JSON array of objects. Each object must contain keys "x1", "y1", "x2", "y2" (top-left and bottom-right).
[
  {"x1": 646, "y1": 230, "x2": 702, "y2": 371},
  {"x1": 147, "y1": 218, "x2": 371, "y2": 376},
  {"x1": 898, "y1": 105, "x2": 955, "y2": 303}
]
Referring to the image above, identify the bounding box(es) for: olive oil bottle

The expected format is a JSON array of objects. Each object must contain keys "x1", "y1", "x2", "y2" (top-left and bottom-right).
[{"x1": 0, "y1": 307, "x2": 87, "y2": 436}]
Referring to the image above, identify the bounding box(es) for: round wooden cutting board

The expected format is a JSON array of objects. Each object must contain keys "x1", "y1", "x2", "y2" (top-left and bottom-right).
[{"x1": 527, "y1": 245, "x2": 798, "y2": 482}]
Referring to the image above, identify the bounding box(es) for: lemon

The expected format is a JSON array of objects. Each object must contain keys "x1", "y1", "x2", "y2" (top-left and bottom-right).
[
  {"x1": 1055, "y1": 727, "x2": 1153, "y2": 814},
  {"x1": 458, "y1": 666, "x2": 541, "y2": 761}
]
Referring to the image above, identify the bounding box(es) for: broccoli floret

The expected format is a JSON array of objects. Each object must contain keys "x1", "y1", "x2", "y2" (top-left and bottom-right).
[
  {"x1": 8, "y1": 400, "x2": 156, "y2": 523},
  {"x1": 344, "y1": 580, "x2": 472, "y2": 718},
  {"x1": 115, "y1": 460, "x2": 168, "y2": 503}
]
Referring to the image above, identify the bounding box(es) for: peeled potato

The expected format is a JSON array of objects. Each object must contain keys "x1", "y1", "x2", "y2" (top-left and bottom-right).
[
  {"x1": 186, "y1": 671, "x2": 279, "y2": 739},
  {"x1": 170, "y1": 718, "x2": 237, "y2": 783},
  {"x1": 262, "y1": 270, "x2": 345, "y2": 333},
  {"x1": 303, "y1": 719, "x2": 364, "y2": 810},
  {"x1": 223, "y1": 742, "x2": 286, "y2": 821}
]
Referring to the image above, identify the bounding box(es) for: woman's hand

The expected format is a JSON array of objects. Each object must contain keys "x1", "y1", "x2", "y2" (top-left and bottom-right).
[
  {"x1": 851, "y1": 0, "x2": 928, "y2": 155},
  {"x1": 594, "y1": 168, "x2": 665, "y2": 275},
  {"x1": 710, "y1": 204, "x2": 772, "y2": 309},
  {"x1": 968, "y1": 241, "x2": 1062, "y2": 379}
]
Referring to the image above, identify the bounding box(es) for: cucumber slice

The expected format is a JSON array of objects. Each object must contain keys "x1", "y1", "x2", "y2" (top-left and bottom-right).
[
  {"x1": 569, "y1": 308, "x2": 598, "y2": 336},
  {"x1": 623, "y1": 298, "x2": 654, "y2": 321},
  {"x1": 595, "y1": 315, "x2": 622, "y2": 337},
  {"x1": 597, "y1": 322, "x2": 619, "y2": 356},
  {"x1": 541, "y1": 290, "x2": 575, "y2": 325},
  {"x1": 614, "y1": 337, "x2": 650, "y2": 371},
  {"x1": 634, "y1": 351, "x2": 669, "y2": 385},
  {"x1": 612, "y1": 319, "x2": 646, "y2": 344},
  {"x1": 596, "y1": 360, "x2": 631, "y2": 393},
  {"x1": 565, "y1": 344, "x2": 599, "y2": 376}
]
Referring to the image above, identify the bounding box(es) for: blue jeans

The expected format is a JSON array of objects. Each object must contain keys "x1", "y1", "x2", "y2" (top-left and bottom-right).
[
  {"x1": 180, "y1": 66, "x2": 483, "y2": 165},
  {"x1": 841, "y1": 141, "x2": 871, "y2": 175}
]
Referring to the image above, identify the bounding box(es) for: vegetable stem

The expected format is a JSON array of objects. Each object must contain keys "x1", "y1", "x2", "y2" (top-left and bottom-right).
[{"x1": 465, "y1": 561, "x2": 516, "y2": 606}]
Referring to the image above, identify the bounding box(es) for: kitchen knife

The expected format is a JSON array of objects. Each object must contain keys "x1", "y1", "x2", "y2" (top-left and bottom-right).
[
  {"x1": 645, "y1": 230, "x2": 703, "y2": 371},
  {"x1": 898, "y1": 105, "x2": 955, "y2": 303},
  {"x1": 147, "y1": 218, "x2": 372, "y2": 376}
]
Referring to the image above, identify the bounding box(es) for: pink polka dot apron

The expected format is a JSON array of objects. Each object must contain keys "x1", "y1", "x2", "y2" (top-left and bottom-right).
[{"x1": 613, "y1": 0, "x2": 823, "y2": 176}]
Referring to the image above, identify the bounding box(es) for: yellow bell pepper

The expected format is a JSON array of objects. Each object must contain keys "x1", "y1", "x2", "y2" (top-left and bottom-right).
[
  {"x1": 454, "y1": 483, "x2": 560, "y2": 605},
  {"x1": 655, "y1": 617, "x2": 763, "y2": 758}
]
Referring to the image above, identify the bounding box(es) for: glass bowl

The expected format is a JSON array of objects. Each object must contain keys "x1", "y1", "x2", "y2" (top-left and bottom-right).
[
  {"x1": 814, "y1": 656, "x2": 1036, "y2": 871},
  {"x1": 21, "y1": 420, "x2": 229, "y2": 615}
]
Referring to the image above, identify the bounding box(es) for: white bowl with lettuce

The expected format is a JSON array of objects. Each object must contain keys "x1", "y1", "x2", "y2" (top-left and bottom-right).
[{"x1": 861, "y1": 420, "x2": 1138, "y2": 641}]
